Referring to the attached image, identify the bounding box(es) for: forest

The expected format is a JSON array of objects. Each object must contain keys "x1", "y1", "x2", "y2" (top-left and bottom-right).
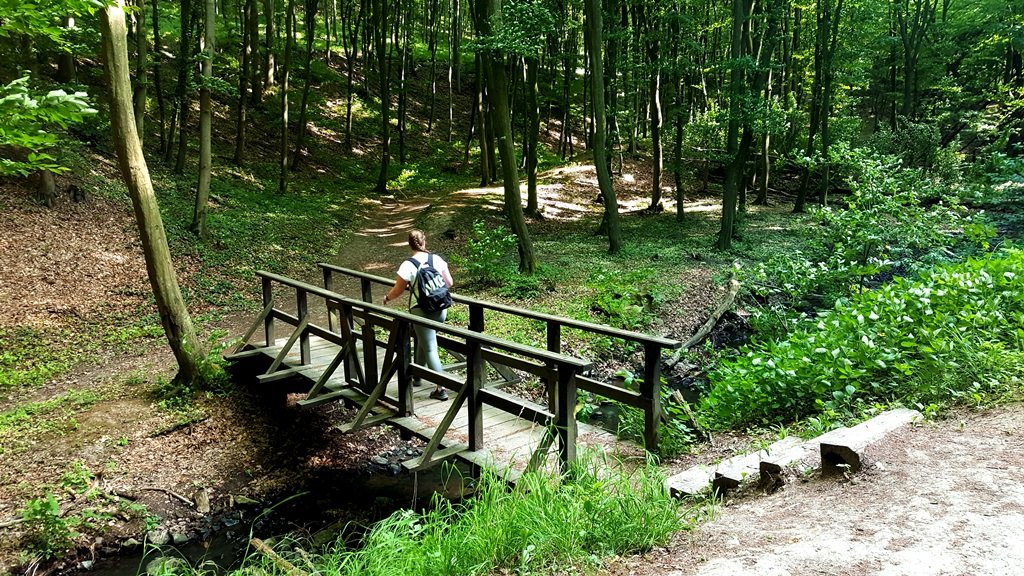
[{"x1": 1, "y1": 0, "x2": 1023, "y2": 572}]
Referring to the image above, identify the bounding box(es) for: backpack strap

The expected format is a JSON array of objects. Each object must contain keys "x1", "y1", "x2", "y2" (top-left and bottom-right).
[
  {"x1": 405, "y1": 256, "x2": 422, "y2": 310},
  {"x1": 427, "y1": 253, "x2": 434, "y2": 267}
]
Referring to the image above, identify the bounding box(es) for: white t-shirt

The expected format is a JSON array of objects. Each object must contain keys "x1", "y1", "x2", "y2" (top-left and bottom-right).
[{"x1": 397, "y1": 252, "x2": 451, "y2": 284}]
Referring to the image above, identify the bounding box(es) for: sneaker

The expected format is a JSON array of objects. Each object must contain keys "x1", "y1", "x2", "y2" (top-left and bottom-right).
[{"x1": 429, "y1": 388, "x2": 449, "y2": 401}]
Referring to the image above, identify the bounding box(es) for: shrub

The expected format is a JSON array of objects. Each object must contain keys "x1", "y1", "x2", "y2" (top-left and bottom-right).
[
  {"x1": 451, "y1": 220, "x2": 518, "y2": 285},
  {"x1": 702, "y1": 251, "x2": 1024, "y2": 429},
  {"x1": 21, "y1": 492, "x2": 77, "y2": 560}
]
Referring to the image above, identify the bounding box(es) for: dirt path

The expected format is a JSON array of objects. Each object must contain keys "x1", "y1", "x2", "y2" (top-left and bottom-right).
[{"x1": 605, "y1": 405, "x2": 1024, "y2": 576}]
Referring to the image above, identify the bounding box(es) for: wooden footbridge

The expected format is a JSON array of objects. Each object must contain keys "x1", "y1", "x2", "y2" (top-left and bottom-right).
[{"x1": 226, "y1": 264, "x2": 681, "y2": 479}]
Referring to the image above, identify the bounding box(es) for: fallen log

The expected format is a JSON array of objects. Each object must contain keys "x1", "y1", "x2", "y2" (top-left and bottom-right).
[
  {"x1": 667, "y1": 277, "x2": 741, "y2": 368},
  {"x1": 250, "y1": 538, "x2": 308, "y2": 576}
]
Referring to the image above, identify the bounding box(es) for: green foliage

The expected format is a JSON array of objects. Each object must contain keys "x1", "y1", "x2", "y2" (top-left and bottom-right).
[
  {"x1": 222, "y1": 451, "x2": 681, "y2": 576},
  {"x1": 21, "y1": 492, "x2": 76, "y2": 560},
  {"x1": 0, "y1": 389, "x2": 99, "y2": 455},
  {"x1": 611, "y1": 374, "x2": 696, "y2": 457},
  {"x1": 745, "y1": 148, "x2": 994, "y2": 311},
  {"x1": 0, "y1": 76, "x2": 97, "y2": 176},
  {"x1": 585, "y1": 268, "x2": 665, "y2": 330},
  {"x1": 0, "y1": 327, "x2": 76, "y2": 389},
  {"x1": 452, "y1": 220, "x2": 518, "y2": 285},
  {"x1": 702, "y1": 251, "x2": 1024, "y2": 429}
]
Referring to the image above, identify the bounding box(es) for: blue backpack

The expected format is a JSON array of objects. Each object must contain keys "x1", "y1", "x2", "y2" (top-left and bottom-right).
[{"x1": 407, "y1": 254, "x2": 452, "y2": 312}]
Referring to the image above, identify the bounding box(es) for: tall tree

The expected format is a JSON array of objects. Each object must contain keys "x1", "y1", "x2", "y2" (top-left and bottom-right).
[
  {"x1": 132, "y1": 7, "x2": 147, "y2": 146},
  {"x1": 717, "y1": 0, "x2": 750, "y2": 250},
  {"x1": 100, "y1": 0, "x2": 206, "y2": 384},
  {"x1": 235, "y1": 0, "x2": 255, "y2": 164},
  {"x1": 372, "y1": 0, "x2": 393, "y2": 192},
  {"x1": 584, "y1": 0, "x2": 621, "y2": 253},
  {"x1": 292, "y1": 0, "x2": 320, "y2": 168},
  {"x1": 192, "y1": 0, "x2": 215, "y2": 237},
  {"x1": 279, "y1": 0, "x2": 295, "y2": 193},
  {"x1": 478, "y1": 0, "x2": 537, "y2": 272}
]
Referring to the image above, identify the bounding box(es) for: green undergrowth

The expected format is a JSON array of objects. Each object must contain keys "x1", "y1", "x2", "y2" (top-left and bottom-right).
[
  {"x1": 186, "y1": 450, "x2": 686, "y2": 576},
  {"x1": 701, "y1": 250, "x2": 1024, "y2": 430},
  {"x1": 0, "y1": 389, "x2": 101, "y2": 455},
  {"x1": 0, "y1": 327, "x2": 76, "y2": 391}
]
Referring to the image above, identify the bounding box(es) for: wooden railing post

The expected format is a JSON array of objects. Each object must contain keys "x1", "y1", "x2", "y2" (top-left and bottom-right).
[
  {"x1": 360, "y1": 278, "x2": 373, "y2": 303},
  {"x1": 469, "y1": 303, "x2": 484, "y2": 332},
  {"x1": 466, "y1": 338, "x2": 484, "y2": 450},
  {"x1": 297, "y1": 289, "x2": 310, "y2": 365},
  {"x1": 546, "y1": 322, "x2": 561, "y2": 414},
  {"x1": 262, "y1": 276, "x2": 275, "y2": 346},
  {"x1": 641, "y1": 343, "x2": 663, "y2": 450},
  {"x1": 555, "y1": 363, "x2": 577, "y2": 471},
  {"x1": 323, "y1": 268, "x2": 335, "y2": 332},
  {"x1": 396, "y1": 321, "x2": 413, "y2": 415}
]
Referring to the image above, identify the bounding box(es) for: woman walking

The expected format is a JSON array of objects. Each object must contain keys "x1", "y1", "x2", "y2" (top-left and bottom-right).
[{"x1": 382, "y1": 230, "x2": 454, "y2": 400}]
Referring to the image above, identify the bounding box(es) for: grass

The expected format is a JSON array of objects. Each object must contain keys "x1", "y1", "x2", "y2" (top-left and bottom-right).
[
  {"x1": 192, "y1": 450, "x2": 689, "y2": 576},
  {"x1": 0, "y1": 327, "x2": 78, "y2": 391},
  {"x1": 0, "y1": 389, "x2": 101, "y2": 455}
]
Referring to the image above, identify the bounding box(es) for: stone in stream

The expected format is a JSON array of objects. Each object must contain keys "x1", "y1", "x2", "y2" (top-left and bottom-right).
[{"x1": 146, "y1": 528, "x2": 170, "y2": 546}]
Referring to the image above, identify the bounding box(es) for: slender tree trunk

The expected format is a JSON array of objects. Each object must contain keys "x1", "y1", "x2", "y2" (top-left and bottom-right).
[
  {"x1": 100, "y1": 1, "x2": 205, "y2": 384},
  {"x1": 292, "y1": 0, "x2": 319, "y2": 170},
  {"x1": 263, "y1": 0, "x2": 276, "y2": 91},
  {"x1": 584, "y1": 0, "x2": 621, "y2": 253},
  {"x1": 525, "y1": 55, "x2": 540, "y2": 216},
  {"x1": 398, "y1": 0, "x2": 411, "y2": 164},
  {"x1": 279, "y1": 0, "x2": 295, "y2": 193},
  {"x1": 235, "y1": 0, "x2": 254, "y2": 164},
  {"x1": 480, "y1": 0, "x2": 537, "y2": 272},
  {"x1": 472, "y1": 53, "x2": 491, "y2": 185},
  {"x1": 192, "y1": 0, "x2": 215, "y2": 238},
  {"x1": 133, "y1": 8, "x2": 147, "y2": 146},
  {"x1": 718, "y1": 0, "x2": 748, "y2": 250},
  {"x1": 152, "y1": 0, "x2": 167, "y2": 154},
  {"x1": 373, "y1": 0, "x2": 392, "y2": 192},
  {"x1": 57, "y1": 16, "x2": 78, "y2": 83},
  {"x1": 170, "y1": 0, "x2": 192, "y2": 168},
  {"x1": 175, "y1": 3, "x2": 199, "y2": 173}
]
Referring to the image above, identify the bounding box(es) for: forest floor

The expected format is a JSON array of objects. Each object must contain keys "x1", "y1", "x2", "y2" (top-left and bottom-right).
[{"x1": 2, "y1": 161, "x2": 1023, "y2": 575}]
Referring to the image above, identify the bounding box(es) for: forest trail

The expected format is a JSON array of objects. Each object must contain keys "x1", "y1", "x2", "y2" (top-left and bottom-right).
[{"x1": 604, "y1": 405, "x2": 1024, "y2": 576}]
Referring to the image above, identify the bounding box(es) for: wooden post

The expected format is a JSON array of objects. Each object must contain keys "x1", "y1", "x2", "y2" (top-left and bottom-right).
[
  {"x1": 360, "y1": 278, "x2": 378, "y2": 390},
  {"x1": 469, "y1": 303, "x2": 484, "y2": 332},
  {"x1": 396, "y1": 321, "x2": 413, "y2": 415},
  {"x1": 555, "y1": 364, "x2": 577, "y2": 471},
  {"x1": 641, "y1": 343, "x2": 662, "y2": 450},
  {"x1": 323, "y1": 268, "x2": 335, "y2": 332},
  {"x1": 262, "y1": 276, "x2": 275, "y2": 346},
  {"x1": 340, "y1": 301, "x2": 354, "y2": 384},
  {"x1": 466, "y1": 338, "x2": 484, "y2": 450},
  {"x1": 360, "y1": 278, "x2": 373, "y2": 303},
  {"x1": 297, "y1": 289, "x2": 310, "y2": 365},
  {"x1": 546, "y1": 322, "x2": 561, "y2": 413}
]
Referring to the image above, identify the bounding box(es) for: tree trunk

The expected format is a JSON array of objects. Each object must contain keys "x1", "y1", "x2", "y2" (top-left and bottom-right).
[
  {"x1": 718, "y1": 0, "x2": 748, "y2": 250},
  {"x1": 524, "y1": 55, "x2": 540, "y2": 216},
  {"x1": 397, "y1": 0, "x2": 410, "y2": 165},
  {"x1": 132, "y1": 7, "x2": 147, "y2": 147},
  {"x1": 583, "y1": 0, "x2": 621, "y2": 253},
  {"x1": 152, "y1": 0, "x2": 167, "y2": 154},
  {"x1": 263, "y1": 0, "x2": 276, "y2": 91},
  {"x1": 100, "y1": 1, "x2": 205, "y2": 384},
  {"x1": 235, "y1": 0, "x2": 254, "y2": 164},
  {"x1": 292, "y1": 0, "x2": 319, "y2": 170},
  {"x1": 169, "y1": 0, "x2": 192, "y2": 167},
  {"x1": 174, "y1": 1, "x2": 197, "y2": 173},
  {"x1": 279, "y1": 0, "x2": 295, "y2": 193},
  {"x1": 192, "y1": 0, "x2": 215, "y2": 238},
  {"x1": 373, "y1": 0, "x2": 392, "y2": 192},
  {"x1": 480, "y1": 0, "x2": 536, "y2": 272},
  {"x1": 57, "y1": 16, "x2": 78, "y2": 83},
  {"x1": 472, "y1": 53, "x2": 491, "y2": 185}
]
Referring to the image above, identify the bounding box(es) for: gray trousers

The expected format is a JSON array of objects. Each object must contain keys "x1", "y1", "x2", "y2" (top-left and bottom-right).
[{"x1": 409, "y1": 307, "x2": 447, "y2": 383}]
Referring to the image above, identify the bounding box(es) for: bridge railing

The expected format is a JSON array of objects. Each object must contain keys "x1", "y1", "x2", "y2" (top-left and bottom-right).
[
  {"x1": 231, "y1": 270, "x2": 593, "y2": 470},
  {"x1": 319, "y1": 262, "x2": 682, "y2": 449}
]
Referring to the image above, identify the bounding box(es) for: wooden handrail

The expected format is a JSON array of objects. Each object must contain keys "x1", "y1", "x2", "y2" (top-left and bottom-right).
[
  {"x1": 317, "y1": 262, "x2": 682, "y2": 349},
  {"x1": 256, "y1": 270, "x2": 592, "y2": 370}
]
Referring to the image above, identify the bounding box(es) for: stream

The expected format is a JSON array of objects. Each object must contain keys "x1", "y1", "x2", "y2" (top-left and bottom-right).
[{"x1": 86, "y1": 462, "x2": 472, "y2": 576}]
